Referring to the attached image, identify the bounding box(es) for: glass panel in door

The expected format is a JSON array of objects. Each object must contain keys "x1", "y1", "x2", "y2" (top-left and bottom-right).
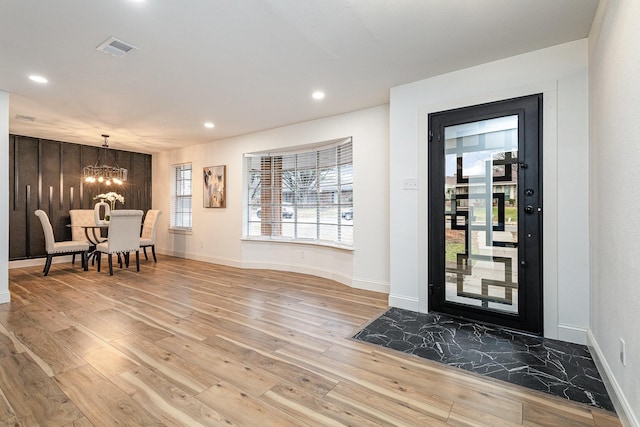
[{"x1": 444, "y1": 115, "x2": 519, "y2": 314}]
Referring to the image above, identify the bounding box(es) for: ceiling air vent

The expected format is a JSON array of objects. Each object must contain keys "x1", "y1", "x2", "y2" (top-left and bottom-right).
[
  {"x1": 15, "y1": 114, "x2": 36, "y2": 122},
  {"x1": 96, "y1": 36, "x2": 137, "y2": 58}
]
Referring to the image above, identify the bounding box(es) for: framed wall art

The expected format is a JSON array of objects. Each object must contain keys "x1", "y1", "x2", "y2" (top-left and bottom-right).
[{"x1": 203, "y1": 165, "x2": 226, "y2": 208}]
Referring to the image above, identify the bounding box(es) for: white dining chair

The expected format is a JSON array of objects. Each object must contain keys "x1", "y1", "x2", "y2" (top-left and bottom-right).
[
  {"x1": 69, "y1": 209, "x2": 95, "y2": 242},
  {"x1": 69, "y1": 209, "x2": 97, "y2": 264},
  {"x1": 95, "y1": 210, "x2": 143, "y2": 275},
  {"x1": 34, "y1": 210, "x2": 90, "y2": 276},
  {"x1": 140, "y1": 209, "x2": 161, "y2": 262}
]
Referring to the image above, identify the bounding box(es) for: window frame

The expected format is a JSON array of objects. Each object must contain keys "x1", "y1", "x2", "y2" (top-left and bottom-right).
[
  {"x1": 170, "y1": 162, "x2": 193, "y2": 232},
  {"x1": 244, "y1": 137, "x2": 353, "y2": 248}
]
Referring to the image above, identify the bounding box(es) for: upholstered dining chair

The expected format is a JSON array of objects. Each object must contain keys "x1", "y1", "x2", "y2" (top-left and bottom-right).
[
  {"x1": 69, "y1": 209, "x2": 96, "y2": 264},
  {"x1": 95, "y1": 210, "x2": 143, "y2": 276},
  {"x1": 34, "y1": 210, "x2": 89, "y2": 276},
  {"x1": 140, "y1": 209, "x2": 161, "y2": 262}
]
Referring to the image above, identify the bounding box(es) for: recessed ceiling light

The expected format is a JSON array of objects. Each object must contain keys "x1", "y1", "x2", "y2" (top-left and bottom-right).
[
  {"x1": 28, "y1": 75, "x2": 48, "y2": 84},
  {"x1": 312, "y1": 91, "x2": 325, "y2": 100},
  {"x1": 204, "y1": 122, "x2": 215, "y2": 129}
]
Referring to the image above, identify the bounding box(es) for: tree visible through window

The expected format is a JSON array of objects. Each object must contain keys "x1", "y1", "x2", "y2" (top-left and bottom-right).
[
  {"x1": 245, "y1": 137, "x2": 353, "y2": 246},
  {"x1": 171, "y1": 163, "x2": 192, "y2": 230}
]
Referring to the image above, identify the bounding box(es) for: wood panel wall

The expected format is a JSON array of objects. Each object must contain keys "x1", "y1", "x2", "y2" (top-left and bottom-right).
[{"x1": 9, "y1": 135, "x2": 152, "y2": 260}]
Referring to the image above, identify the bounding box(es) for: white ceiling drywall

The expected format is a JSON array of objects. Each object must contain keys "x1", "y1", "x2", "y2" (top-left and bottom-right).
[{"x1": 0, "y1": 0, "x2": 598, "y2": 153}]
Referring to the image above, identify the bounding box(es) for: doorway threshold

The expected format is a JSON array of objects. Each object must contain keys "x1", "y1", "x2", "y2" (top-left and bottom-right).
[{"x1": 353, "y1": 307, "x2": 614, "y2": 412}]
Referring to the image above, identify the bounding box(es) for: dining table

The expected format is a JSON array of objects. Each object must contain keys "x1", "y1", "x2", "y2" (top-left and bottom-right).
[
  {"x1": 67, "y1": 224, "x2": 109, "y2": 265},
  {"x1": 67, "y1": 221, "x2": 143, "y2": 269},
  {"x1": 67, "y1": 224, "x2": 108, "y2": 244}
]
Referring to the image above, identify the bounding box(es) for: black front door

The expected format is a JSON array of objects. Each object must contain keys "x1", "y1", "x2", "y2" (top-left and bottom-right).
[{"x1": 428, "y1": 94, "x2": 543, "y2": 334}]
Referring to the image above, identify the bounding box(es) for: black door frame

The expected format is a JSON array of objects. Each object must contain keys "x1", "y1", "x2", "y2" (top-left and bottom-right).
[{"x1": 428, "y1": 94, "x2": 543, "y2": 335}]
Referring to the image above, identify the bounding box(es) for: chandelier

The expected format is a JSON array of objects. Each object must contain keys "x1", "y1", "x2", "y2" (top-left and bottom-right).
[{"x1": 83, "y1": 134, "x2": 128, "y2": 185}]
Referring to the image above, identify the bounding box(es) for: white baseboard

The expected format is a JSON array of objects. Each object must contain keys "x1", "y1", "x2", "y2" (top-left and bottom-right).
[
  {"x1": 351, "y1": 278, "x2": 389, "y2": 294},
  {"x1": 587, "y1": 330, "x2": 638, "y2": 427},
  {"x1": 557, "y1": 324, "x2": 588, "y2": 345},
  {"x1": 9, "y1": 256, "x2": 74, "y2": 269},
  {"x1": 171, "y1": 250, "x2": 241, "y2": 269},
  {"x1": 388, "y1": 294, "x2": 420, "y2": 312},
  {"x1": 239, "y1": 261, "x2": 389, "y2": 293},
  {"x1": 0, "y1": 291, "x2": 10, "y2": 304},
  {"x1": 158, "y1": 250, "x2": 390, "y2": 294}
]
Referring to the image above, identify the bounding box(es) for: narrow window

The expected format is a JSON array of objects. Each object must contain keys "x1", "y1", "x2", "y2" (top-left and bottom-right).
[
  {"x1": 170, "y1": 163, "x2": 192, "y2": 230},
  {"x1": 245, "y1": 137, "x2": 353, "y2": 247}
]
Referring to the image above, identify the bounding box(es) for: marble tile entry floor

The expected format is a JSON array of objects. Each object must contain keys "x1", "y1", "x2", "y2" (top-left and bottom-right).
[{"x1": 353, "y1": 307, "x2": 615, "y2": 412}]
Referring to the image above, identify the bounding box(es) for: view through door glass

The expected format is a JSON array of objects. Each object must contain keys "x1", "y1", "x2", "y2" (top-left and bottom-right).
[
  {"x1": 444, "y1": 116, "x2": 519, "y2": 313},
  {"x1": 429, "y1": 94, "x2": 543, "y2": 334}
]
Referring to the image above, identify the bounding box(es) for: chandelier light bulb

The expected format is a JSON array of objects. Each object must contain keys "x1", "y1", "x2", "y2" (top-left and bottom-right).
[{"x1": 82, "y1": 134, "x2": 128, "y2": 186}]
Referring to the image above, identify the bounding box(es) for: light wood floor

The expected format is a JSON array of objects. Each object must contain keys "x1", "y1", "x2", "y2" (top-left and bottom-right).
[{"x1": 1, "y1": 255, "x2": 620, "y2": 426}]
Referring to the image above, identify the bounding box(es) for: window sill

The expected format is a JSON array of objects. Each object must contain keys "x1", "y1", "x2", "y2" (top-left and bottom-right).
[
  {"x1": 169, "y1": 227, "x2": 192, "y2": 235},
  {"x1": 241, "y1": 237, "x2": 354, "y2": 252}
]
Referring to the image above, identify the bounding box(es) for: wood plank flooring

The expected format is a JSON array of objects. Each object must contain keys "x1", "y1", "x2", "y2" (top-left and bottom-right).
[{"x1": 1, "y1": 256, "x2": 621, "y2": 426}]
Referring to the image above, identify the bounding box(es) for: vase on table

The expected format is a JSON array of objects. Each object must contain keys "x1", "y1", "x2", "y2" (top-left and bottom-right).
[{"x1": 94, "y1": 200, "x2": 111, "y2": 225}]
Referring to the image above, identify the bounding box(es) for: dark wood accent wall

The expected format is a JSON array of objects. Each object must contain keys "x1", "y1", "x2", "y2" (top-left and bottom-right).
[{"x1": 9, "y1": 135, "x2": 152, "y2": 260}]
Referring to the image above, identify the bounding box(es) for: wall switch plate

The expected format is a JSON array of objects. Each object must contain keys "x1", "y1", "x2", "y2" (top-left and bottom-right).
[
  {"x1": 620, "y1": 338, "x2": 626, "y2": 366},
  {"x1": 403, "y1": 178, "x2": 419, "y2": 190}
]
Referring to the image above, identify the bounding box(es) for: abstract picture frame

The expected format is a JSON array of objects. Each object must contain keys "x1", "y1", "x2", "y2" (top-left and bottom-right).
[{"x1": 203, "y1": 165, "x2": 226, "y2": 208}]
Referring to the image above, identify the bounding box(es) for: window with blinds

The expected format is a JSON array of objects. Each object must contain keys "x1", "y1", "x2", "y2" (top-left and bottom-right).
[
  {"x1": 170, "y1": 163, "x2": 193, "y2": 230},
  {"x1": 244, "y1": 137, "x2": 353, "y2": 246}
]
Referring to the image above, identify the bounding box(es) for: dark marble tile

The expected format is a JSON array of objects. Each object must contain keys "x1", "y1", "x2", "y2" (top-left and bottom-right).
[{"x1": 353, "y1": 307, "x2": 615, "y2": 412}]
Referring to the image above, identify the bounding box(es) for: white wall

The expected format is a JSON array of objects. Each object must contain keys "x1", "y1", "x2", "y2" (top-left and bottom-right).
[
  {"x1": 153, "y1": 105, "x2": 390, "y2": 293},
  {"x1": 0, "y1": 91, "x2": 9, "y2": 304},
  {"x1": 389, "y1": 40, "x2": 590, "y2": 344},
  {"x1": 589, "y1": 0, "x2": 640, "y2": 423}
]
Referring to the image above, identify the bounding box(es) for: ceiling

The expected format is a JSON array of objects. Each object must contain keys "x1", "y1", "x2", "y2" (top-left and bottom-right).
[{"x1": 0, "y1": 0, "x2": 598, "y2": 154}]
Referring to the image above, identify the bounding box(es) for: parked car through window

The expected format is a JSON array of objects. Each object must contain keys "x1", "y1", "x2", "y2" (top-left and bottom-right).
[
  {"x1": 256, "y1": 205, "x2": 294, "y2": 219},
  {"x1": 341, "y1": 207, "x2": 353, "y2": 220}
]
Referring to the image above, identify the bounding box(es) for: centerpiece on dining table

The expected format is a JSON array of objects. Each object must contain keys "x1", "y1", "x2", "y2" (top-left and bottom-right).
[{"x1": 93, "y1": 192, "x2": 125, "y2": 225}]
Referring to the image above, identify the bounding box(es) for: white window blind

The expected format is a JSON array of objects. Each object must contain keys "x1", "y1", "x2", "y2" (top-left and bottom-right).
[
  {"x1": 245, "y1": 137, "x2": 353, "y2": 246},
  {"x1": 170, "y1": 163, "x2": 192, "y2": 230}
]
